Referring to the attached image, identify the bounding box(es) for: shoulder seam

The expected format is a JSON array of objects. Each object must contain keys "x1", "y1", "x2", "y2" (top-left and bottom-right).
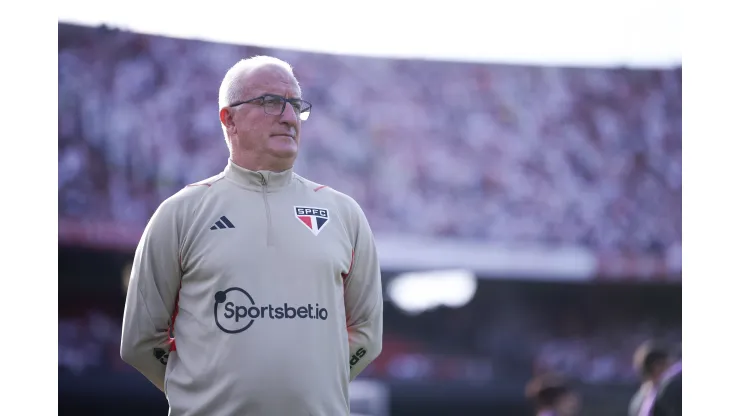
[
  {"x1": 177, "y1": 175, "x2": 225, "y2": 264},
  {"x1": 294, "y1": 174, "x2": 331, "y2": 193},
  {"x1": 190, "y1": 175, "x2": 224, "y2": 218},
  {"x1": 185, "y1": 172, "x2": 225, "y2": 188}
]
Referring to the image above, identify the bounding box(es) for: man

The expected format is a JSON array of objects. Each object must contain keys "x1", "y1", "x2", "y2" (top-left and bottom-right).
[
  {"x1": 525, "y1": 373, "x2": 581, "y2": 416},
  {"x1": 120, "y1": 56, "x2": 383, "y2": 416},
  {"x1": 629, "y1": 340, "x2": 681, "y2": 416}
]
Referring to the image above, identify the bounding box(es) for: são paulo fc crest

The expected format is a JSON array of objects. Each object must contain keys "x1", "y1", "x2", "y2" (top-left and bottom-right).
[{"x1": 295, "y1": 206, "x2": 330, "y2": 236}]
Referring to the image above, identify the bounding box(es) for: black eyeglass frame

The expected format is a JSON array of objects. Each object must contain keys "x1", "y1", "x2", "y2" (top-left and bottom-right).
[{"x1": 229, "y1": 94, "x2": 312, "y2": 121}]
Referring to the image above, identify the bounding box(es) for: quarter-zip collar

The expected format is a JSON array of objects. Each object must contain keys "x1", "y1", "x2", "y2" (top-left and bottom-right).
[{"x1": 224, "y1": 159, "x2": 294, "y2": 192}]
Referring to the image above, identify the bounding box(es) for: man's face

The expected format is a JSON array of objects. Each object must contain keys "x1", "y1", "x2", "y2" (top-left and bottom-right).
[{"x1": 222, "y1": 65, "x2": 303, "y2": 169}]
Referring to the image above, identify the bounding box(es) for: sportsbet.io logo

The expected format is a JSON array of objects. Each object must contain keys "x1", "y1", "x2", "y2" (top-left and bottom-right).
[{"x1": 214, "y1": 287, "x2": 329, "y2": 334}]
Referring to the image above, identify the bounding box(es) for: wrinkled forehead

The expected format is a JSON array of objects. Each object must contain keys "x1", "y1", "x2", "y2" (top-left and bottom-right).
[{"x1": 241, "y1": 65, "x2": 302, "y2": 98}]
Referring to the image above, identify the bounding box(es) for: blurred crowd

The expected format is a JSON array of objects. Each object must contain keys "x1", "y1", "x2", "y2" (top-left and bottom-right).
[
  {"x1": 58, "y1": 23, "x2": 682, "y2": 255},
  {"x1": 381, "y1": 282, "x2": 681, "y2": 385}
]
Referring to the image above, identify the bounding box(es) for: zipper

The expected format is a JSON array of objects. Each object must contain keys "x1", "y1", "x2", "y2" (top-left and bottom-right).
[{"x1": 259, "y1": 173, "x2": 273, "y2": 246}]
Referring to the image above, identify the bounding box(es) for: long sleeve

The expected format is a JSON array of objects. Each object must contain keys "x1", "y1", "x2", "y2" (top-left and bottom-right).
[
  {"x1": 120, "y1": 198, "x2": 183, "y2": 392},
  {"x1": 344, "y1": 202, "x2": 383, "y2": 381}
]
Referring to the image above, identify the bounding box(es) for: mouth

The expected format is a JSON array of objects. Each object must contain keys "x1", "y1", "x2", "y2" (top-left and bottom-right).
[{"x1": 272, "y1": 134, "x2": 296, "y2": 141}]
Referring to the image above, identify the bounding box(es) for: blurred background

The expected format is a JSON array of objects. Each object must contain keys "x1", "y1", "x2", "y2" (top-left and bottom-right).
[{"x1": 58, "y1": 14, "x2": 681, "y2": 416}]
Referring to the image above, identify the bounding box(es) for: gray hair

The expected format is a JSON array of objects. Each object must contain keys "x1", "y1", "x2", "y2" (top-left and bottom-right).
[{"x1": 218, "y1": 55, "x2": 297, "y2": 110}]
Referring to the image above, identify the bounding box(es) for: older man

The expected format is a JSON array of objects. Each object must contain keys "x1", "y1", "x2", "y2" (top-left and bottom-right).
[{"x1": 121, "y1": 56, "x2": 383, "y2": 416}]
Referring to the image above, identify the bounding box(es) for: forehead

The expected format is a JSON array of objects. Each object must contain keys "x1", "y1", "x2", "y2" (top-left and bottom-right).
[{"x1": 241, "y1": 65, "x2": 301, "y2": 98}]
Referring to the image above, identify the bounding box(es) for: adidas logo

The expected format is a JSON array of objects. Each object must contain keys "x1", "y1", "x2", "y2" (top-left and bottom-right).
[{"x1": 210, "y1": 216, "x2": 235, "y2": 230}]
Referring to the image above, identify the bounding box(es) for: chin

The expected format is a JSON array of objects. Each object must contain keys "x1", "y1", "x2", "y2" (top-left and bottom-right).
[
  {"x1": 268, "y1": 145, "x2": 298, "y2": 160},
  {"x1": 267, "y1": 136, "x2": 298, "y2": 155}
]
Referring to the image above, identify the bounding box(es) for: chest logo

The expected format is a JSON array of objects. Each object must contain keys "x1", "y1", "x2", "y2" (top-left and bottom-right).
[{"x1": 294, "y1": 206, "x2": 330, "y2": 236}]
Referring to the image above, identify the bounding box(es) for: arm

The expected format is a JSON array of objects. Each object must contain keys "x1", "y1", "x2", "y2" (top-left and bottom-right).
[
  {"x1": 120, "y1": 199, "x2": 182, "y2": 392},
  {"x1": 343, "y1": 203, "x2": 383, "y2": 381}
]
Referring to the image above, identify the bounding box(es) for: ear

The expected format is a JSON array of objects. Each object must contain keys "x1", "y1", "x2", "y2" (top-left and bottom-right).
[{"x1": 220, "y1": 107, "x2": 235, "y2": 132}]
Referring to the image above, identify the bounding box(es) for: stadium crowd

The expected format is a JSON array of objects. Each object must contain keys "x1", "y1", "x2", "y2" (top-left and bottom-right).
[{"x1": 58, "y1": 24, "x2": 682, "y2": 256}]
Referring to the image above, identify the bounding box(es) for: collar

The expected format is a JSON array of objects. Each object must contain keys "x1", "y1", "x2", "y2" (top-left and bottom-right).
[{"x1": 224, "y1": 159, "x2": 295, "y2": 192}]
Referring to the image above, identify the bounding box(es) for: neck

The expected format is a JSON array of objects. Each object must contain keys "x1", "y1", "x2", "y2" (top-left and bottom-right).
[
  {"x1": 224, "y1": 158, "x2": 294, "y2": 191},
  {"x1": 230, "y1": 148, "x2": 294, "y2": 173}
]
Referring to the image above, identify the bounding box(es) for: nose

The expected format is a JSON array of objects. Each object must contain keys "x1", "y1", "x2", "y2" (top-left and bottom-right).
[{"x1": 280, "y1": 102, "x2": 299, "y2": 127}]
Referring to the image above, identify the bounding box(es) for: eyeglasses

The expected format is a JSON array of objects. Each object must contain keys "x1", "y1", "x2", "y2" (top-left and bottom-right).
[{"x1": 229, "y1": 94, "x2": 312, "y2": 121}]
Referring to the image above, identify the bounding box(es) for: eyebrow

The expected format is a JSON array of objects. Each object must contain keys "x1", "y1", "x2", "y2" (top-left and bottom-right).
[{"x1": 262, "y1": 92, "x2": 303, "y2": 100}]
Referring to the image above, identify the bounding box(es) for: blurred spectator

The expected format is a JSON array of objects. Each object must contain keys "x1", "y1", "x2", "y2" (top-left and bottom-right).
[
  {"x1": 628, "y1": 340, "x2": 681, "y2": 416},
  {"x1": 525, "y1": 373, "x2": 582, "y2": 416},
  {"x1": 650, "y1": 358, "x2": 681, "y2": 416}
]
